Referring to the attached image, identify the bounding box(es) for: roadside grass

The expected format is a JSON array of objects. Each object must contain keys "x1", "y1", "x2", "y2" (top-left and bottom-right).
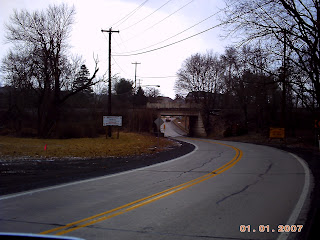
[{"x1": 0, "y1": 133, "x2": 175, "y2": 158}]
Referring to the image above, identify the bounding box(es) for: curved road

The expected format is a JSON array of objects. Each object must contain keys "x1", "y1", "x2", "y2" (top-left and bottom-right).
[
  {"x1": 0, "y1": 137, "x2": 311, "y2": 240},
  {"x1": 161, "y1": 119, "x2": 187, "y2": 137}
]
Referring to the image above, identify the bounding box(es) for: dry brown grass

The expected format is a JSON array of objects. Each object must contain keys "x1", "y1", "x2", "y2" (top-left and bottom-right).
[{"x1": 0, "y1": 133, "x2": 174, "y2": 158}]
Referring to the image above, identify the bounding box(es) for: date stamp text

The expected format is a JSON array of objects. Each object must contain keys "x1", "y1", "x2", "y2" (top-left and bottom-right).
[{"x1": 240, "y1": 225, "x2": 303, "y2": 233}]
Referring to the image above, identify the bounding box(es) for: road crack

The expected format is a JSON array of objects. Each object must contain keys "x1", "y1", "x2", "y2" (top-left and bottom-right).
[
  {"x1": 139, "y1": 151, "x2": 223, "y2": 186},
  {"x1": 0, "y1": 218, "x2": 63, "y2": 228},
  {"x1": 216, "y1": 163, "x2": 273, "y2": 205},
  {"x1": 176, "y1": 151, "x2": 223, "y2": 178}
]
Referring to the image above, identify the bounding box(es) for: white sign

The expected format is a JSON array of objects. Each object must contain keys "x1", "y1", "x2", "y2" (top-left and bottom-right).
[
  {"x1": 103, "y1": 116, "x2": 122, "y2": 126},
  {"x1": 154, "y1": 118, "x2": 164, "y2": 128}
]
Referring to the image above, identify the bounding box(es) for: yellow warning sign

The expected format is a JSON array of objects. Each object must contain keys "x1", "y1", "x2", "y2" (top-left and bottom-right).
[{"x1": 269, "y1": 128, "x2": 285, "y2": 139}]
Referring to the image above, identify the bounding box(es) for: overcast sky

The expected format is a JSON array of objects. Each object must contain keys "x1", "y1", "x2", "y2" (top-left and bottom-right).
[{"x1": 0, "y1": 0, "x2": 232, "y2": 98}]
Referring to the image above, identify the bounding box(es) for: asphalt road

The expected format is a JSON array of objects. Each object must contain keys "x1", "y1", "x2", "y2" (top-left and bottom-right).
[
  {"x1": 161, "y1": 119, "x2": 187, "y2": 137},
  {"x1": 0, "y1": 138, "x2": 311, "y2": 240}
]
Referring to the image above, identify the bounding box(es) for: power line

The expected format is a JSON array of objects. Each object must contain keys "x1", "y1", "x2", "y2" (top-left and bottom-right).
[
  {"x1": 102, "y1": 33, "x2": 126, "y2": 75},
  {"x1": 112, "y1": 2, "x2": 236, "y2": 57},
  {"x1": 142, "y1": 0, "x2": 194, "y2": 34},
  {"x1": 118, "y1": 33, "x2": 130, "y2": 53},
  {"x1": 111, "y1": 34, "x2": 128, "y2": 55},
  {"x1": 138, "y1": 75, "x2": 176, "y2": 79},
  {"x1": 112, "y1": 55, "x2": 127, "y2": 75},
  {"x1": 102, "y1": 33, "x2": 125, "y2": 73},
  {"x1": 113, "y1": 4, "x2": 229, "y2": 56},
  {"x1": 123, "y1": 10, "x2": 222, "y2": 55},
  {"x1": 118, "y1": 0, "x2": 195, "y2": 46},
  {"x1": 112, "y1": 0, "x2": 149, "y2": 29},
  {"x1": 113, "y1": 22, "x2": 224, "y2": 57},
  {"x1": 121, "y1": 0, "x2": 174, "y2": 31}
]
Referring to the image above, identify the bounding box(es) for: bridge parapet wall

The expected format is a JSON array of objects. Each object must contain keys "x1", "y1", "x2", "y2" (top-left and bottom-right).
[
  {"x1": 158, "y1": 109, "x2": 200, "y2": 116},
  {"x1": 147, "y1": 102, "x2": 201, "y2": 109}
]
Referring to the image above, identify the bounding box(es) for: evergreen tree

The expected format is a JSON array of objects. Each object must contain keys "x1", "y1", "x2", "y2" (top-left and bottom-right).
[{"x1": 74, "y1": 65, "x2": 93, "y2": 95}]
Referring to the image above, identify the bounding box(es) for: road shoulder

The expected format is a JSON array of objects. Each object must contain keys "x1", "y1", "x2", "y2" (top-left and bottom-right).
[{"x1": 0, "y1": 139, "x2": 195, "y2": 196}]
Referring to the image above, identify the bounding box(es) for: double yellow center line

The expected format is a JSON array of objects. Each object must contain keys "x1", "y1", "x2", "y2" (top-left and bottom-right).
[{"x1": 41, "y1": 140, "x2": 243, "y2": 236}]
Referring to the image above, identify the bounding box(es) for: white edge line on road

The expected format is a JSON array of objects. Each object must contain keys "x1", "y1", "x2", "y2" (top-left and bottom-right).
[
  {"x1": 277, "y1": 153, "x2": 312, "y2": 240},
  {"x1": 0, "y1": 139, "x2": 199, "y2": 201}
]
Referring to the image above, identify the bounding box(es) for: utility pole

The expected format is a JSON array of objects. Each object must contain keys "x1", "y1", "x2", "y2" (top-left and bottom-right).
[
  {"x1": 137, "y1": 78, "x2": 142, "y2": 88},
  {"x1": 132, "y1": 62, "x2": 141, "y2": 89},
  {"x1": 101, "y1": 28, "x2": 119, "y2": 138},
  {"x1": 282, "y1": 29, "x2": 287, "y2": 129}
]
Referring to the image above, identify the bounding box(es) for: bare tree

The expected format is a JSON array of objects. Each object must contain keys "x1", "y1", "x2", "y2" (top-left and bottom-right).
[
  {"x1": 144, "y1": 87, "x2": 161, "y2": 98},
  {"x1": 2, "y1": 4, "x2": 100, "y2": 137},
  {"x1": 223, "y1": 0, "x2": 320, "y2": 110},
  {"x1": 221, "y1": 46, "x2": 239, "y2": 93},
  {"x1": 175, "y1": 52, "x2": 225, "y2": 132},
  {"x1": 175, "y1": 52, "x2": 225, "y2": 97},
  {"x1": 220, "y1": 45, "x2": 281, "y2": 130}
]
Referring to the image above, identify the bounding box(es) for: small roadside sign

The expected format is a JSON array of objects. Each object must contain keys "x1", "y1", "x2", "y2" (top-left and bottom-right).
[
  {"x1": 154, "y1": 118, "x2": 164, "y2": 129},
  {"x1": 103, "y1": 116, "x2": 122, "y2": 126},
  {"x1": 269, "y1": 128, "x2": 285, "y2": 139}
]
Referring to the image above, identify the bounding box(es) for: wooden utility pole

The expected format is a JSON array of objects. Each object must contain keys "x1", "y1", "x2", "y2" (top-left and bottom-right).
[
  {"x1": 132, "y1": 62, "x2": 141, "y2": 89},
  {"x1": 282, "y1": 29, "x2": 287, "y2": 129},
  {"x1": 101, "y1": 28, "x2": 119, "y2": 137}
]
